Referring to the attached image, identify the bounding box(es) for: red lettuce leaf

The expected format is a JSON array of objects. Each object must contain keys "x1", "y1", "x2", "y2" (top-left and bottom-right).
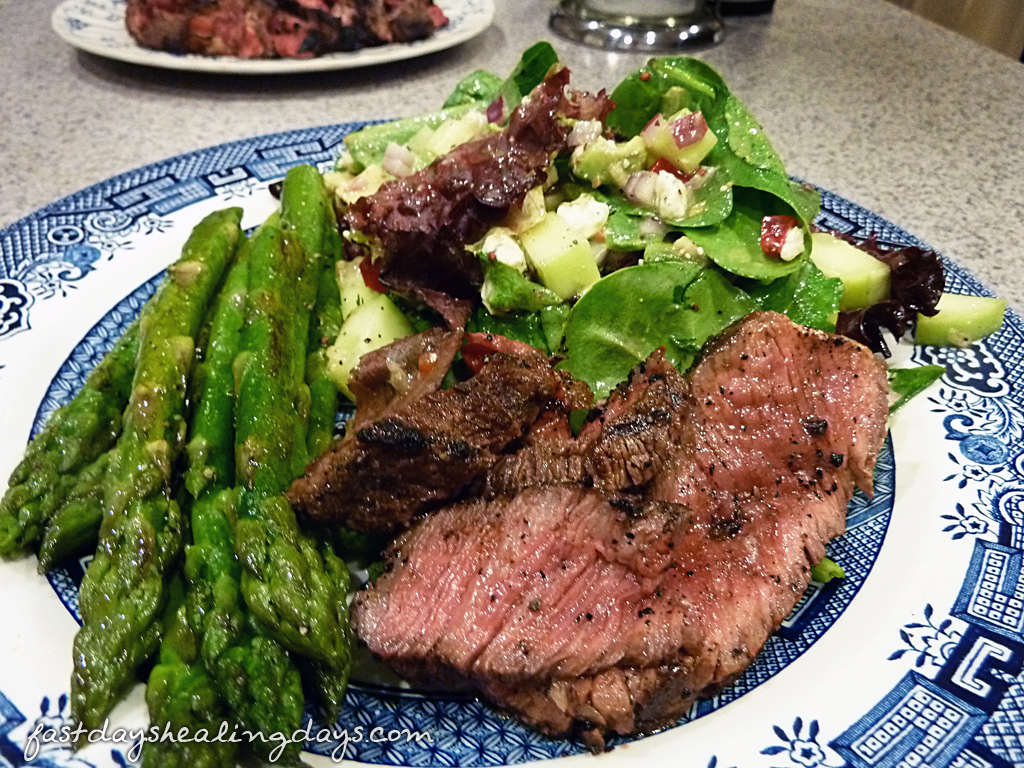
[{"x1": 830, "y1": 235, "x2": 944, "y2": 356}]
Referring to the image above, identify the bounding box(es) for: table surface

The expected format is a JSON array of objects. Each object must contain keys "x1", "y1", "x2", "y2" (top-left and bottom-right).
[{"x1": 1, "y1": 0, "x2": 1022, "y2": 308}]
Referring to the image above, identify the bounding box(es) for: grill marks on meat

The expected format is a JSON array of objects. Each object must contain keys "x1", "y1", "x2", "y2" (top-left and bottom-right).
[
  {"x1": 287, "y1": 335, "x2": 562, "y2": 532},
  {"x1": 125, "y1": 0, "x2": 442, "y2": 58},
  {"x1": 483, "y1": 349, "x2": 689, "y2": 497},
  {"x1": 345, "y1": 68, "x2": 615, "y2": 298},
  {"x1": 352, "y1": 312, "x2": 889, "y2": 749}
]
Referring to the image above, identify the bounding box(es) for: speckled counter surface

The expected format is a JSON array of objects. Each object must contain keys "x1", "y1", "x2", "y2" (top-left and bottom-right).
[{"x1": 1, "y1": 0, "x2": 1022, "y2": 307}]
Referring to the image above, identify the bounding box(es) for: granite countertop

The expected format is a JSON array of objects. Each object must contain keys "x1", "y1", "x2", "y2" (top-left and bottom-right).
[{"x1": 1, "y1": 0, "x2": 1022, "y2": 307}]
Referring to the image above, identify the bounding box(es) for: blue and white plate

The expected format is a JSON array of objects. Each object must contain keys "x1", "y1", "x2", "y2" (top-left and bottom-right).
[
  {"x1": 51, "y1": 0, "x2": 495, "y2": 75},
  {"x1": 1, "y1": 124, "x2": 1022, "y2": 768}
]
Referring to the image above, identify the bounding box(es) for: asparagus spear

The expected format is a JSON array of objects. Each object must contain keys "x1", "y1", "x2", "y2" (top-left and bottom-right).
[
  {"x1": 141, "y1": 576, "x2": 238, "y2": 768},
  {"x1": 156, "y1": 234, "x2": 304, "y2": 764},
  {"x1": 302, "y1": 177, "x2": 345, "y2": 460},
  {"x1": 298, "y1": 532, "x2": 352, "y2": 722},
  {"x1": 36, "y1": 451, "x2": 113, "y2": 569},
  {"x1": 0, "y1": 321, "x2": 139, "y2": 556},
  {"x1": 184, "y1": 242, "x2": 252, "y2": 501},
  {"x1": 234, "y1": 167, "x2": 351, "y2": 665},
  {"x1": 71, "y1": 207, "x2": 243, "y2": 731},
  {"x1": 288, "y1": 169, "x2": 352, "y2": 717},
  {"x1": 180, "y1": 491, "x2": 304, "y2": 765},
  {"x1": 213, "y1": 614, "x2": 304, "y2": 764}
]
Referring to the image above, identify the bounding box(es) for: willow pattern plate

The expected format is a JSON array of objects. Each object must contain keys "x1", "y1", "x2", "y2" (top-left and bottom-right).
[{"x1": 1, "y1": 124, "x2": 1022, "y2": 768}]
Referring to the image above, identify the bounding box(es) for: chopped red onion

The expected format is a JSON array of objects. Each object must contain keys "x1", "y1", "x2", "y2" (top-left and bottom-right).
[{"x1": 382, "y1": 141, "x2": 417, "y2": 178}]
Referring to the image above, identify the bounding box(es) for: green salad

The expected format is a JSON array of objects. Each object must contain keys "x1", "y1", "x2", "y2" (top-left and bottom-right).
[{"x1": 322, "y1": 42, "x2": 1005, "y2": 410}]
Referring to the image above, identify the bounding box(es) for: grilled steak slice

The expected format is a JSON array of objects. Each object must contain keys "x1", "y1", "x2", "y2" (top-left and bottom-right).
[
  {"x1": 483, "y1": 349, "x2": 689, "y2": 496},
  {"x1": 353, "y1": 312, "x2": 889, "y2": 748},
  {"x1": 125, "y1": 0, "x2": 443, "y2": 59},
  {"x1": 288, "y1": 344, "x2": 561, "y2": 532},
  {"x1": 647, "y1": 310, "x2": 889, "y2": 506}
]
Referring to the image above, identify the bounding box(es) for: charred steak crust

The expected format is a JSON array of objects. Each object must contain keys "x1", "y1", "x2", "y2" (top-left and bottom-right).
[
  {"x1": 483, "y1": 348, "x2": 690, "y2": 497},
  {"x1": 125, "y1": 0, "x2": 443, "y2": 59},
  {"x1": 288, "y1": 348, "x2": 562, "y2": 532},
  {"x1": 352, "y1": 312, "x2": 889, "y2": 749}
]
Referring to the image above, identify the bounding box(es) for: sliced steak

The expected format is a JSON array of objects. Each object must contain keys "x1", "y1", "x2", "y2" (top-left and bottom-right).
[
  {"x1": 287, "y1": 343, "x2": 561, "y2": 532},
  {"x1": 482, "y1": 349, "x2": 690, "y2": 496},
  {"x1": 647, "y1": 310, "x2": 889, "y2": 506},
  {"x1": 346, "y1": 309, "x2": 469, "y2": 435},
  {"x1": 352, "y1": 311, "x2": 889, "y2": 748}
]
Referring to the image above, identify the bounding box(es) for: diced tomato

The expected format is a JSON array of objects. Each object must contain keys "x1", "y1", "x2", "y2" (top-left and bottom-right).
[
  {"x1": 650, "y1": 158, "x2": 694, "y2": 182},
  {"x1": 418, "y1": 350, "x2": 439, "y2": 377},
  {"x1": 461, "y1": 332, "x2": 545, "y2": 374},
  {"x1": 359, "y1": 257, "x2": 386, "y2": 293},
  {"x1": 760, "y1": 215, "x2": 800, "y2": 258}
]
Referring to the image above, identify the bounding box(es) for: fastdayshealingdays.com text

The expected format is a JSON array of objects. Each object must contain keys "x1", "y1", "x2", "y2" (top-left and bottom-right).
[{"x1": 24, "y1": 719, "x2": 433, "y2": 762}]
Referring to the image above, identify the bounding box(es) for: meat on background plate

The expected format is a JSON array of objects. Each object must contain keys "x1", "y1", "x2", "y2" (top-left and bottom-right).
[
  {"x1": 126, "y1": 0, "x2": 445, "y2": 59},
  {"x1": 352, "y1": 311, "x2": 890, "y2": 750}
]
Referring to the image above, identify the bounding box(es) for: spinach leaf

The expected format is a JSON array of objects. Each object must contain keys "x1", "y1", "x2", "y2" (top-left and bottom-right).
[
  {"x1": 479, "y1": 257, "x2": 561, "y2": 314},
  {"x1": 745, "y1": 259, "x2": 842, "y2": 331},
  {"x1": 605, "y1": 209, "x2": 662, "y2": 250},
  {"x1": 670, "y1": 269, "x2": 758, "y2": 348},
  {"x1": 713, "y1": 148, "x2": 820, "y2": 225},
  {"x1": 496, "y1": 41, "x2": 560, "y2": 115},
  {"x1": 444, "y1": 69, "x2": 503, "y2": 108},
  {"x1": 606, "y1": 57, "x2": 723, "y2": 139},
  {"x1": 540, "y1": 304, "x2": 570, "y2": 354},
  {"x1": 605, "y1": 70, "x2": 667, "y2": 138},
  {"x1": 685, "y1": 188, "x2": 808, "y2": 280},
  {"x1": 561, "y1": 262, "x2": 703, "y2": 396},
  {"x1": 560, "y1": 262, "x2": 754, "y2": 397},
  {"x1": 680, "y1": 175, "x2": 734, "y2": 227},
  {"x1": 723, "y1": 95, "x2": 786, "y2": 174},
  {"x1": 889, "y1": 365, "x2": 945, "y2": 413}
]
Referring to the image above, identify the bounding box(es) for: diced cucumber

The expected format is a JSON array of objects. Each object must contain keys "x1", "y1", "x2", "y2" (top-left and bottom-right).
[
  {"x1": 641, "y1": 110, "x2": 718, "y2": 173},
  {"x1": 336, "y1": 164, "x2": 391, "y2": 206},
  {"x1": 337, "y1": 257, "x2": 381, "y2": 321},
  {"x1": 809, "y1": 232, "x2": 890, "y2": 311},
  {"x1": 571, "y1": 136, "x2": 647, "y2": 189},
  {"x1": 343, "y1": 102, "x2": 478, "y2": 170},
  {"x1": 426, "y1": 111, "x2": 489, "y2": 157},
  {"x1": 327, "y1": 294, "x2": 414, "y2": 399},
  {"x1": 915, "y1": 293, "x2": 1006, "y2": 346},
  {"x1": 505, "y1": 186, "x2": 547, "y2": 234},
  {"x1": 406, "y1": 125, "x2": 436, "y2": 156},
  {"x1": 519, "y1": 212, "x2": 601, "y2": 300}
]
